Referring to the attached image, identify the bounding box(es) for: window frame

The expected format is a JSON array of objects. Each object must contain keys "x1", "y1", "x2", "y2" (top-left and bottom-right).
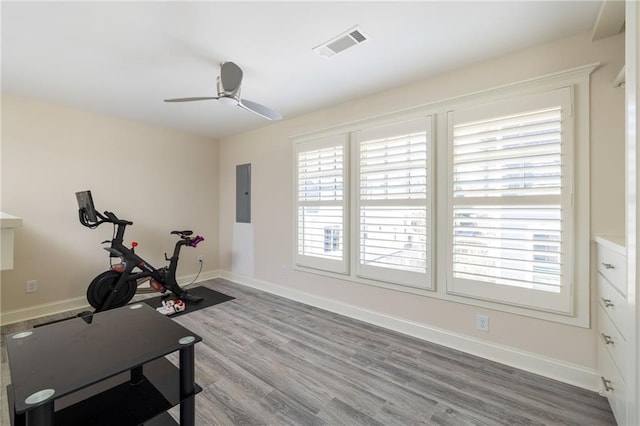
[
  {"x1": 293, "y1": 113, "x2": 436, "y2": 290},
  {"x1": 446, "y1": 87, "x2": 574, "y2": 315},
  {"x1": 354, "y1": 117, "x2": 434, "y2": 289},
  {"x1": 292, "y1": 63, "x2": 596, "y2": 327},
  {"x1": 294, "y1": 134, "x2": 349, "y2": 274}
]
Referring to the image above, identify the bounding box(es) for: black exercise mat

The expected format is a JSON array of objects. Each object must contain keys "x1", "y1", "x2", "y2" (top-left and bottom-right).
[
  {"x1": 33, "y1": 287, "x2": 233, "y2": 328},
  {"x1": 139, "y1": 286, "x2": 234, "y2": 318}
]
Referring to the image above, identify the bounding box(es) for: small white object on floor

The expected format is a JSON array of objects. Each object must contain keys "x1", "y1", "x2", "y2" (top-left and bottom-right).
[{"x1": 156, "y1": 299, "x2": 185, "y2": 316}]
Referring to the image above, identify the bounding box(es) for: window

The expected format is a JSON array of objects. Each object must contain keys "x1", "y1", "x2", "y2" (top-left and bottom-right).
[
  {"x1": 324, "y1": 226, "x2": 341, "y2": 253},
  {"x1": 294, "y1": 117, "x2": 433, "y2": 289},
  {"x1": 357, "y1": 119, "x2": 431, "y2": 287},
  {"x1": 295, "y1": 134, "x2": 347, "y2": 274},
  {"x1": 293, "y1": 64, "x2": 592, "y2": 324},
  {"x1": 447, "y1": 88, "x2": 574, "y2": 313}
]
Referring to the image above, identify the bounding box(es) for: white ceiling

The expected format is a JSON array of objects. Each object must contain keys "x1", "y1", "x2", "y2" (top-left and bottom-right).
[{"x1": 1, "y1": 1, "x2": 602, "y2": 139}]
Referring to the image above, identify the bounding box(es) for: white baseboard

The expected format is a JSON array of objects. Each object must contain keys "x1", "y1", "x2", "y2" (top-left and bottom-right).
[
  {"x1": 179, "y1": 270, "x2": 219, "y2": 288},
  {"x1": 219, "y1": 270, "x2": 600, "y2": 392},
  {"x1": 0, "y1": 270, "x2": 221, "y2": 326},
  {"x1": 0, "y1": 295, "x2": 90, "y2": 326}
]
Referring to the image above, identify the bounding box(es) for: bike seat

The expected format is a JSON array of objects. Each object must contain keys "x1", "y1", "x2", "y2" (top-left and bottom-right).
[{"x1": 171, "y1": 230, "x2": 193, "y2": 236}]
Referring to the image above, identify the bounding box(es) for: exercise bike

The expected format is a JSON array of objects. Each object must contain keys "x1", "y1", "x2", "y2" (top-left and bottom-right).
[{"x1": 77, "y1": 190, "x2": 204, "y2": 312}]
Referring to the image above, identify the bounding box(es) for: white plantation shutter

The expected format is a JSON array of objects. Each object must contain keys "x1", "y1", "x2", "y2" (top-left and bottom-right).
[
  {"x1": 452, "y1": 205, "x2": 562, "y2": 291},
  {"x1": 448, "y1": 88, "x2": 573, "y2": 313},
  {"x1": 296, "y1": 135, "x2": 348, "y2": 273},
  {"x1": 452, "y1": 108, "x2": 562, "y2": 198},
  {"x1": 357, "y1": 117, "x2": 432, "y2": 288}
]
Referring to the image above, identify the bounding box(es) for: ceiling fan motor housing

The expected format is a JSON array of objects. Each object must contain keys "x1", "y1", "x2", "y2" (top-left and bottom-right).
[{"x1": 218, "y1": 61, "x2": 243, "y2": 97}]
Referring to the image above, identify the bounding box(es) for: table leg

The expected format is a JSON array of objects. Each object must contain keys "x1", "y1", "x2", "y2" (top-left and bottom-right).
[
  {"x1": 14, "y1": 412, "x2": 26, "y2": 426},
  {"x1": 7, "y1": 384, "x2": 25, "y2": 426},
  {"x1": 179, "y1": 345, "x2": 195, "y2": 426},
  {"x1": 25, "y1": 401, "x2": 54, "y2": 426},
  {"x1": 130, "y1": 365, "x2": 143, "y2": 385}
]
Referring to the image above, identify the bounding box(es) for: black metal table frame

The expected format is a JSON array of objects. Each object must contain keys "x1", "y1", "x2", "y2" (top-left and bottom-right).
[
  {"x1": 6, "y1": 304, "x2": 201, "y2": 426},
  {"x1": 21, "y1": 345, "x2": 196, "y2": 426}
]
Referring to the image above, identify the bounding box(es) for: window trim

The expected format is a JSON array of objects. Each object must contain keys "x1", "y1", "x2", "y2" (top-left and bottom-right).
[
  {"x1": 292, "y1": 63, "x2": 597, "y2": 327},
  {"x1": 354, "y1": 117, "x2": 434, "y2": 289},
  {"x1": 293, "y1": 112, "x2": 436, "y2": 289},
  {"x1": 294, "y1": 134, "x2": 349, "y2": 274},
  {"x1": 446, "y1": 87, "x2": 575, "y2": 315}
]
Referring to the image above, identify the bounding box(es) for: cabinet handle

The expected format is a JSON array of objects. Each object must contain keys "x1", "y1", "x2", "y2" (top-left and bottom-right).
[
  {"x1": 601, "y1": 333, "x2": 614, "y2": 345},
  {"x1": 601, "y1": 262, "x2": 615, "y2": 269},
  {"x1": 601, "y1": 298, "x2": 615, "y2": 308},
  {"x1": 601, "y1": 376, "x2": 614, "y2": 392}
]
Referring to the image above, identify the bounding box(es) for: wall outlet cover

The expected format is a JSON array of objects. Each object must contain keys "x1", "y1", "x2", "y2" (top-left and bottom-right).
[{"x1": 476, "y1": 314, "x2": 489, "y2": 332}]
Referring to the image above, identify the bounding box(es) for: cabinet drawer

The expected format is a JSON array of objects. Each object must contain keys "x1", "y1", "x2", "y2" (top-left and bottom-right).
[
  {"x1": 597, "y1": 339, "x2": 627, "y2": 426},
  {"x1": 597, "y1": 274, "x2": 630, "y2": 339},
  {"x1": 598, "y1": 306, "x2": 628, "y2": 377},
  {"x1": 597, "y1": 244, "x2": 627, "y2": 296}
]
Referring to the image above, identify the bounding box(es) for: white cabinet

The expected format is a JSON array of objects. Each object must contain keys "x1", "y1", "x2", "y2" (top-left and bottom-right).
[
  {"x1": 0, "y1": 212, "x2": 22, "y2": 270},
  {"x1": 595, "y1": 236, "x2": 629, "y2": 425}
]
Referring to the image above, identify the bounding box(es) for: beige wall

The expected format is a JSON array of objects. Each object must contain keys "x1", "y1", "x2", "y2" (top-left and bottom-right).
[
  {"x1": 0, "y1": 95, "x2": 219, "y2": 317},
  {"x1": 217, "y1": 32, "x2": 625, "y2": 370}
]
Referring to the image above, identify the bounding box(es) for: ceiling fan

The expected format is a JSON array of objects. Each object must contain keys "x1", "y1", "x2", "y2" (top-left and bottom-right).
[{"x1": 164, "y1": 61, "x2": 282, "y2": 121}]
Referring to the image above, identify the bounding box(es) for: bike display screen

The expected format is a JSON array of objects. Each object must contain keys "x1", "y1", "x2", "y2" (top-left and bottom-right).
[{"x1": 76, "y1": 190, "x2": 98, "y2": 223}]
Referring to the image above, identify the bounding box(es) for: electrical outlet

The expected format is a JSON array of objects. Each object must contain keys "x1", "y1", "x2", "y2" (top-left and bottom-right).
[
  {"x1": 197, "y1": 255, "x2": 204, "y2": 264},
  {"x1": 476, "y1": 314, "x2": 489, "y2": 332},
  {"x1": 26, "y1": 280, "x2": 38, "y2": 293},
  {"x1": 281, "y1": 265, "x2": 288, "y2": 275}
]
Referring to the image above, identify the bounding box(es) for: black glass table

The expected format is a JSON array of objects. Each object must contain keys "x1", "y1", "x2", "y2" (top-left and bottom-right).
[{"x1": 6, "y1": 303, "x2": 202, "y2": 426}]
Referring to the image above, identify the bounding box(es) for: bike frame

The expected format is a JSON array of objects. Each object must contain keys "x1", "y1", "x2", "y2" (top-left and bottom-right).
[
  {"x1": 81, "y1": 209, "x2": 203, "y2": 312},
  {"x1": 107, "y1": 220, "x2": 188, "y2": 288}
]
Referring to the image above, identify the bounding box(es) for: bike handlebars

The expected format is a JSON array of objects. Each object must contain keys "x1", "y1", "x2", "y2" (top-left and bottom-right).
[
  {"x1": 170, "y1": 230, "x2": 204, "y2": 247},
  {"x1": 189, "y1": 235, "x2": 205, "y2": 247},
  {"x1": 103, "y1": 211, "x2": 133, "y2": 226},
  {"x1": 78, "y1": 209, "x2": 132, "y2": 228}
]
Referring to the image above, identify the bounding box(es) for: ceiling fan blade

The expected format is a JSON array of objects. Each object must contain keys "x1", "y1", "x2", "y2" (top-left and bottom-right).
[
  {"x1": 164, "y1": 97, "x2": 219, "y2": 102},
  {"x1": 238, "y1": 98, "x2": 282, "y2": 121},
  {"x1": 219, "y1": 62, "x2": 243, "y2": 95}
]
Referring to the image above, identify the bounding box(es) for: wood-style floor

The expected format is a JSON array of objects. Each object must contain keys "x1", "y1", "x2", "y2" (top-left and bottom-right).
[{"x1": 2, "y1": 278, "x2": 615, "y2": 425}]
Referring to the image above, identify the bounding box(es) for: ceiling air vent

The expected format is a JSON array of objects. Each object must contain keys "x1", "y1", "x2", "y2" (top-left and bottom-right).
[{"x1": 313, "y1": 26, "x2": 369, "y2": 58}]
